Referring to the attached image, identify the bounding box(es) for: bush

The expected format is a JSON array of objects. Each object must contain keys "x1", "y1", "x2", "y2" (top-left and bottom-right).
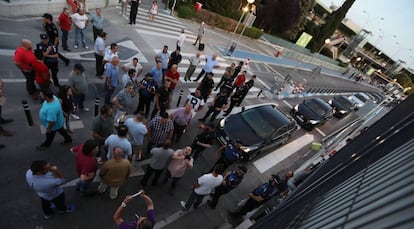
[
  {"x1": 243, "y1": 27, "x2": 264, "y2": 39},
  {"x1": 177, "y1": 5, "x2": 195, "y2": 19}
]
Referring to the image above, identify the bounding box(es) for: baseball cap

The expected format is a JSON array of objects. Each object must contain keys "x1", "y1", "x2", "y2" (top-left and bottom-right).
[
  {"x1": 42, "y1": 13, "x2": 53, "y2": 21},
  {"x1": 40, "y1": 34, "x2": 48, "y2": 40},
  {"x1": 74, "y1": 63, "x2": 85, "y2": 72}
]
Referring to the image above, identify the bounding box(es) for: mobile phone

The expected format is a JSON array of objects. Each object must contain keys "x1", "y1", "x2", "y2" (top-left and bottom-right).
[{"x1": 132, "y1": 191, "x2": 143, "y2": 198}]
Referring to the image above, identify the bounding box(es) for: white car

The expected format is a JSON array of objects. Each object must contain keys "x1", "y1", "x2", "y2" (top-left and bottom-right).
[{"x1": 349, "y1": 93, "x2": 371, "y2": 110}]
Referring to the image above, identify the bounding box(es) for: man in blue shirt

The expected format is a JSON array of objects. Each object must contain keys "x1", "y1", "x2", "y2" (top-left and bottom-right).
[
  {"x1": 26, "y1": 160, "x2": 73, "y2": 219},
  {"x1": 104, "y1": 56, "x2": 120, "y2": 104},
  {"x1": 90, "y1": 8, "x2": 104, "y2": 41},
  {"x1": 194, "y1": 54, "x2": 220, "y2": 82},
  {"x1": 154, "y1": 45, "x2": 169, "y2": 82},
  {"x1": 150, "y1": 61, "x2": 163, "y2": 86},
  {"x1": 37, "y1": 89, "x2": 72, "y2": 150},
  {"x1": 211, "y1": 139, "x2": 243, "y2": 171}
]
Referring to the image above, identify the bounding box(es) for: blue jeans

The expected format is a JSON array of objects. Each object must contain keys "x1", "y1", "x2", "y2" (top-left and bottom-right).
[
  {"x1": 76, "y1": 179, "x2": 93, "y2": 193},
  {"x1": 74, "y1": 28, "x2": 86, "y2": 47},
  {"x1": 73, "y1": 93, "x2": 86, "y2": 109},
  {"x1": 61, "y1": 29, "x2": 69, "y2": 50}
]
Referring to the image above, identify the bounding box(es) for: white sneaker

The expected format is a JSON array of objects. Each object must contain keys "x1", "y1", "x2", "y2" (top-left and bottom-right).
[
  {"x1": 84, "y1": 46, "x2": 89, "y2": 49},
  {"x1": 180, "y1": 201, "x2": 187, "y2": 211},
  {"x1": 74, "y1": 45, "x2": 78, "y2": 49},
  {"x1": 82, "y1": 107, "x2": 90, "y2": 112},
  {"x1": 71, "y1": 114, "x2": 80, "y2": 120}
]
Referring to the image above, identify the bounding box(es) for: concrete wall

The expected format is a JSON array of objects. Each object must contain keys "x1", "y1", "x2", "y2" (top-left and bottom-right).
[{"x1": 0, "y1": 0, "x2": 119, "y2": 18}]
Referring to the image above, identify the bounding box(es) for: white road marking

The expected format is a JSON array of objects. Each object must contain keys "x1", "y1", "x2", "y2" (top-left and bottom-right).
[
  {"x1": 314, "y1": 127, "x2": 327, "y2": 137},
  {"x1": 253, "y1": 134, "x2": 315, "y2": 173},
  {"x1": 282, "y1": 100, "x2": 293, "y2": 109}
]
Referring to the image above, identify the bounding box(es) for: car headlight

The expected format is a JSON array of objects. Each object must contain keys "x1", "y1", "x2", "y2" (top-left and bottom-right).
[
  {"x1": 309, "y1": 120, "x2": 320, "y2": 125},
  {"x1": 219, "y1": 119, "x2": 225, "y2": 128},
  {"x1": 293, "y1": 104, "x2": 299, "y2": 111},
  {"x1": 328, "y1": 100, "x2": 332, "y2": 105},
  {"x1": 240, "y1": 145, "x2": 258, "y2": 153}
]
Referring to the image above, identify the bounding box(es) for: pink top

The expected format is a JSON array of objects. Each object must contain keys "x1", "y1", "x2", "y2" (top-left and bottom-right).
[{"x1": 168, "y1": 149, "x2": 193, "y2": 178}]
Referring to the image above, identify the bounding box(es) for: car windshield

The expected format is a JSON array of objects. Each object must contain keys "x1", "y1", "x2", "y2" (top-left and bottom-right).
[
  {"x1": 306, "y1": 100, "x2": 328, "y2": 116},
  {"x1": 337, "y1": 96, "x2": 354, "y2": 107},
  {"x1": 240, "y1": 106, "x2": 287, "y2": 139},
  {"x1": 355, "y1": 94, "x2": 368, "y2": 102}
]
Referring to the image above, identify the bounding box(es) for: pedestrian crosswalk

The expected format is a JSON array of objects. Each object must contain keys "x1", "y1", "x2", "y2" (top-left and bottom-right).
[{"x1": 117, "y1": 5, "x2": 265, "y2": 100}]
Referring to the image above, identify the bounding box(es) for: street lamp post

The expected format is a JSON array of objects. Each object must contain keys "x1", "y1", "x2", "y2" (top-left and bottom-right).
[
  {"x1": 226, "y1": 0, "x2": 255, "y2": 56},
  {"x1": 317, "y1": 38, "x2": 331, "y2": 53}
]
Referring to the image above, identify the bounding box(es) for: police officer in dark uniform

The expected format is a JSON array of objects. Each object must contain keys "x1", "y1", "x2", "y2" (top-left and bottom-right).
[
  {"x1": 211, "y1": 139, "x2": 243, "y2": 171},
  {"x1": 36, "y1": 34, "x2": 60, "y2": 87},
  {"x1": 198, "y1": 72, "x2": 215, "y2": 102},
  {"x1": 135, "y1": 73, "x2": 158, "y2": 118},
  {"x1": 223, "y1": 84, "x2": 248, "y2": 116},
  {"x1": 191, "y1": 123, "x2": 216, "y2": 160},
  {"x1": 42, "y1": 13, "x2": 70, "y2": 66},
  {"x1": 198, "y1": 90, "x2": 228, "y2": 122},
  {"x1": 208, "y1": 165, "x2": 247, "y2": 209}
]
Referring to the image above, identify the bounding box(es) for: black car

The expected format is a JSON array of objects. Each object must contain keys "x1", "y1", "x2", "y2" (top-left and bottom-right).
[
  {"x1": 290, "y1": 98, "x2": 333, "y2": 130},
  {"x1": 216, "y1": 103, "x2": 297, "y2": 161},
  {"x1": 328, "y1": 95, "x2": 356, "y2": 118}
]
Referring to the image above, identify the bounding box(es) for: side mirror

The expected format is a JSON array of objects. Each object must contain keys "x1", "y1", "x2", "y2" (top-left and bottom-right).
[{"x1": 242, "y1": 106, "x2": 246, "y2": 112}]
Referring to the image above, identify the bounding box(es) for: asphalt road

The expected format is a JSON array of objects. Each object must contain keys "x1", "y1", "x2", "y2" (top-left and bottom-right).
[{"x1": 0, "y1": 5, "x2": 389, "y2": 229}]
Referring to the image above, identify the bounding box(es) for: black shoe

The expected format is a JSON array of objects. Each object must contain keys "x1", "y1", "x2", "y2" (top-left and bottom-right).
[
  {"x1": 192, "y1": 43, "x2": 196, "y2": 45},
  {"x1": 198, "y1": 118, "x2": 205, "y2": 122},
  {"x1": 193, "y1": 80, "x2": 198, "y2": 82},
  {"x1": 207, "y1": 200, "x2": 215, "y2": 209},
  {"x1": 0, "y1": 118, "x2": 14, "y2": 124},
  {"x1": 65, "y1": 59, "x2": 70, "y2": 67},
  {"x1": 36, "y1": 144, "x2": 48, "y2": 151},
  {"x1": 128, "y1": 22, "x2": 132, "y2": 25},
  {"x1": 61, "y1": 139, "x2": 73, "y2": 145}
]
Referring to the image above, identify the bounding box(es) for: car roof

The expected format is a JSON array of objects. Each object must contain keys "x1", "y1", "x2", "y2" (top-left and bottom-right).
[{"x1": 305, "y1": 98, "x2": 332, "y2": 111}]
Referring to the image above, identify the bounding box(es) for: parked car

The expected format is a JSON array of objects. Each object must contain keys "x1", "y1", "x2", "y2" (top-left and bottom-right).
[
  {"x1": 290, "y1": 98, "x2": 333, "y2": 130},
  {"x1": 216, "y1": 103, "x2": 297, "y2": 161},
  {"x1": 349, "y1": 92, "x2": 371, "y2": 110},
  {"x1": 327, "y1": 96, "x2": 356, "y2": 118}
]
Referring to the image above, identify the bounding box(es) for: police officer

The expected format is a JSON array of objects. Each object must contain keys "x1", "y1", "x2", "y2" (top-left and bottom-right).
[
  {"x1": 211, "y1": 139, "x2": 243, "y2": 171},
  {"x1": 36, "y1": 34, "x2": 60, "y2": 87},
  {"x1": 223, "y1": 84, "x2": 248, "y2": 116},
  {"x1": 208, "y1": 165, "x2": 247, "y2": 209},
  {"x1": 198, "y1": 89, "x2": 228, "y2": 122},
  {"x1": 42, "y1": 13, "x2": 70, "y2": 66}
]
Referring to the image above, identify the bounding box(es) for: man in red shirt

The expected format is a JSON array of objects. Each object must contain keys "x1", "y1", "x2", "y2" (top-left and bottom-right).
[
  {"x1": 233, "y1": 70, "x2": 246, "y2": 89},
  {"x1": 165, "y1": 64, "x2": 180, "y2": 97},
  {"x1": 14, "y1": 39, "x2": 37, "y2": 99},
  {"x1": 32, "y1": 52, "x2": 51, "y2": 90},
  {"x1": 71, "y1": 139, "x2": 99, "y2": 196},
  {"x1": 57, "y1": 8, "x2": 72, "y2": 51}
]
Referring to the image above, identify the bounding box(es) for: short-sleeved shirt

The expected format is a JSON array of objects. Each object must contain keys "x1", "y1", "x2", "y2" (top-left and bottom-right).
[
  {"x1": 234, "y1": 74, "x2": 246, "y2": 87},
  {"x1": 39, "y1": 95, "x2": 64, "y2": 131},
  {"x1": 168, "y1": 52, "x2": 182, "y2": 69},
  {"x1": 139, "y1": 78, "x2": 158, "y2": 98},
  {"x1": 91, "y1": 115, "x2": 114, "y2": 142},
  {"x1": 194, "y1": 173, "x2": 223, "y2": 195},
  {"x1": 123, "y1": 61, "x2": 143, "y2": 76},
  {"x1": 193, "y1": 131, "x2": 215, "y2": 148},
  {"x1": 118, "y1": 209, "x2": 155, "y2": 229},
  {"x1": 203, "y1": 56, "x2": 219, "y2": 72},
  {"x1": 147, "y1": 116, "x2": 174, "y2": 145},
  {"x1": 14, "y1": 47, "x2": 36, "y2": 71},
  {"x1": 186, "y1": 93, "x2": 204, "y2": 111},
  {"x1": 149, "y1": 147, "x2": 174, "y2": 170},
  {"x1": 105, "y1": 135, "x2": 133, "y2": 159},
  {"x1": 155, "y1": 86, "x2": 170, "y2": 106},
  {"x1": 71, "y1": 13, "x2": 88, "y2": 29},
  {"x1": 36, "y1": 42, "x2": 58, "y2": 63},
  {"x1": 114, "y1": 89, "x2": 135, "y2": 112},
  {"x1": 124, "y1": 118, "x2": 147, "y2": 145},
  {"x1": 104, "y1": 49, "x2": 118, "y2": 62},
  {"x1": 44, "y1": 23, "x2": 59, "y2": 43},
  {"x1": 105, "y1": 63, "x2": 120, "y2": 87},
  {"x1": 94, "y1": 37, "x2": 105, "y2": 56},
  {"x1": 90, "y1": 14, "x2": 104, "y2": 29},
  {"x1": 156, "y1": 51, "x2": 169, "y2": 69},
  {"x1": 68, "y1": 71, "x2": 88, "y2": 94},
  {"x1": 32, "y1": 60, "x2": 50, "y2": 85},
  {"x1": 26, "y1": 170, "x2": 65, "y2": 200},
  {"x1": 150, "y1": 67, "x2": 163, "y2": 85},
  {"x1": 165, "y1": 70, "x2": 180, "y2": 89},
  {"x1": 58, "y1": 12, "x2": 71, "y2": 31},
  {"x1": 172, "y1": 108, "x2": 192, "y2": 126},
  {"x1": 223, "y1": 143, "x2": 242, "y2": 162},
  {"x1": 177, "y1": 33, "x2": 186, "y2": 47},
  {"x1": 72, "y1": 144, "x2": 97, "y2": 177},
  {"x1": 213, "y1": 95, "x2": 228, "y2": 108},
  {"x1": 121, "y1": 74, "x2": 138, "y2": 89},
  {"x1": 199, "y1": 77, "x2": 214, "y2": 98}
]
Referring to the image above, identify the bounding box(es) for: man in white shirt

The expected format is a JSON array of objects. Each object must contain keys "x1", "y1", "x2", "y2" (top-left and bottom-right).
[
  {"x1": 104, "y1": 43, "x2": 119, "y2": 65},
  {"x1": 94, "y1": 31, "x2": 107, "y2": 78},
  {"x1": 180, "y1": 164, "x2": 224, "y2": 210},
  {"x1": 184, "y1": 52, "x2": 201, "y2": 81},
  {"x1": 184, "y1": 88, "x2": 205, "y2": 113},
  {"x1": 194, "y1": 54, "x2": 220, "y2": 82},
  {"x1": 176, "y1": 29, "x2": 186, "y2": 51},
  {"x1": 71, "y1": 9, "x2": 89, "y2": 49},
  {"x1": 121, "y1": 57, "x2": 143, "y2": 78}
]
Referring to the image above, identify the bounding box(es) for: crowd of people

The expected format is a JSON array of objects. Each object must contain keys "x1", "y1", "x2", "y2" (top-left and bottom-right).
[{"x1": 13, "y1": 4, "x2": 303, "y2": 228}]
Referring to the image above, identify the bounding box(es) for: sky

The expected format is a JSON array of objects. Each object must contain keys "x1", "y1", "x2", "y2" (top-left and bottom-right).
[{"x1": 318, "y1": 0, "x2": 414, "y2": 68}]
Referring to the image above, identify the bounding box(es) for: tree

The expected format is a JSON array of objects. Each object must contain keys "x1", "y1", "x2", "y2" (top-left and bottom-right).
[
  {"x1": 283, "y1": 0, "x2": 316, "y2": 40},
  {"x1": 307, "y1": 0, "x2": 355, "y2": 52}
]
